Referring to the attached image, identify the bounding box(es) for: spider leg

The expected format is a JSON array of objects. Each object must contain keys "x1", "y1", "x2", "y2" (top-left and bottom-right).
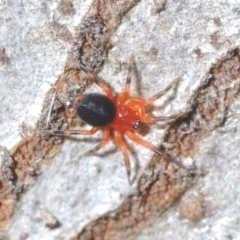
[
  {"x1": 126, "y1": 131, "x2": 164, "y2": 156},
  {"x1": 126, "y1": 131, "x2": 185, "y2": 168},
  {"x1": 46, "y1": 90, "x2": 57, "y2": 127},
  {"x1": 72, "y1": 95, "x2": 84, "y2": 110},
  {"x1": 113, "y1": 131, "x2": 131, "y2": 182},
  {"x1": 121, "y1": 77, "x2": 179, "y2": 106},
  {"x1": 146, "y1": 77, "x2": 180, "y2": 105},
  {"x1": 135, "y1": 104, "x2": 186, "y2": 124},
  {"x1": 124, "y1": 55, "x2": 134, "y2": 94},
  {"x1": 80, "y1": 65, "x2": 114, "y2": 99},
  {"x1": 43, "y1": 126, "x2": 99, "y2": 136},
  {"x1": 74, "y1": 95, "x2": 83, "y2": 102},
  {"x1": 141, "y1": 112, "x2": 187, "y2": 124},
  {"x1": 117, "y1": 55, "x2": 134, "y2": 102},
  {"x1": 153, "y1": 112, "x2": 187, "y2": 122},
  {"x1": 84, "y1": 128, "x2": 110, "y2": 155}
]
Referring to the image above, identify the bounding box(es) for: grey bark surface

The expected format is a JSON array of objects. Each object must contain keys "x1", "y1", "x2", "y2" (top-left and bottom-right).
[{"x1": 1, "y1": 0, "x2": 240, "y2": 239}]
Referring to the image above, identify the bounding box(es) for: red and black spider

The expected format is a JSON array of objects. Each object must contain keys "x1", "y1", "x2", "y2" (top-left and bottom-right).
[{"x1": 48, "y1": 57, "x2": 184, "y2": 181}]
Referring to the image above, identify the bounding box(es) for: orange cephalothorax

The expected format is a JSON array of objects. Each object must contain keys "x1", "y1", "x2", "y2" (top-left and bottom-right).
[{"x1": 111, "y1": 99, "x2": 143, "y2": 132}]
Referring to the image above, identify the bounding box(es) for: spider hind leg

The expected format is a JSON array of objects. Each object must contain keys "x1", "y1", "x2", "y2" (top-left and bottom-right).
[
  {"x1": 113, "y1": 131, "x2": 132, "y2": 183},
  {"x1": 84, "y1": 128, "x2": 110, "y2": 156},
  {"x1": 80, "y1": 65, "x2": 114, "y2": 99},
  {"x1": 43, "y1": 126, "x2": 99, "y2": 136}
]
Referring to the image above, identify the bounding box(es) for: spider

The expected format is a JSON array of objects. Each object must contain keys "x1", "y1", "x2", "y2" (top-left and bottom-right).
[{"x1": 47, "y1": 56, "x2": 184, "y2": 181}]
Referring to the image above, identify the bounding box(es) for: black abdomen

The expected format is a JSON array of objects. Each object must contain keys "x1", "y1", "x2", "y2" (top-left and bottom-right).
[{"x1": 75, "y1": 93, "x2": 116, "y2": 127}]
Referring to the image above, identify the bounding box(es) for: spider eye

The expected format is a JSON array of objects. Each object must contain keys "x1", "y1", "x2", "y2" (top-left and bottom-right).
[
  {"x1": 134, "y1": 120, "x2": 146, "y2": 130},
  {"x1": 134, "y1": 120, "x2": 149, "y2": 134},
  {"x1": 134, "y1": 120, "x2": 141, "y2": 129}
]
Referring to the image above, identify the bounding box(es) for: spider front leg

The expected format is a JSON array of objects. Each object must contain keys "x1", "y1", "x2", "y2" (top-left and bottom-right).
[
  {"x1": 117, "y1": 55, "x2": 134, "y2": 101},
  {"x1": 146, "y1": 77, "x2": 187, "y2": 122},
  {"x1": 153, "y1": 112, "x2": 187, "y2": 122},
  {"x1": 124, "y1": 55, "x2": 134, "y2": 95},
  {"x1": 141, "y1": 111, "x2": 187, "y2": 124},
  {"x1": 130, "y1": 101, "x2": 187, "y2": 124},
  {"x1": 146, "y1": 77, "x2": 180, "y2": 104}
]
